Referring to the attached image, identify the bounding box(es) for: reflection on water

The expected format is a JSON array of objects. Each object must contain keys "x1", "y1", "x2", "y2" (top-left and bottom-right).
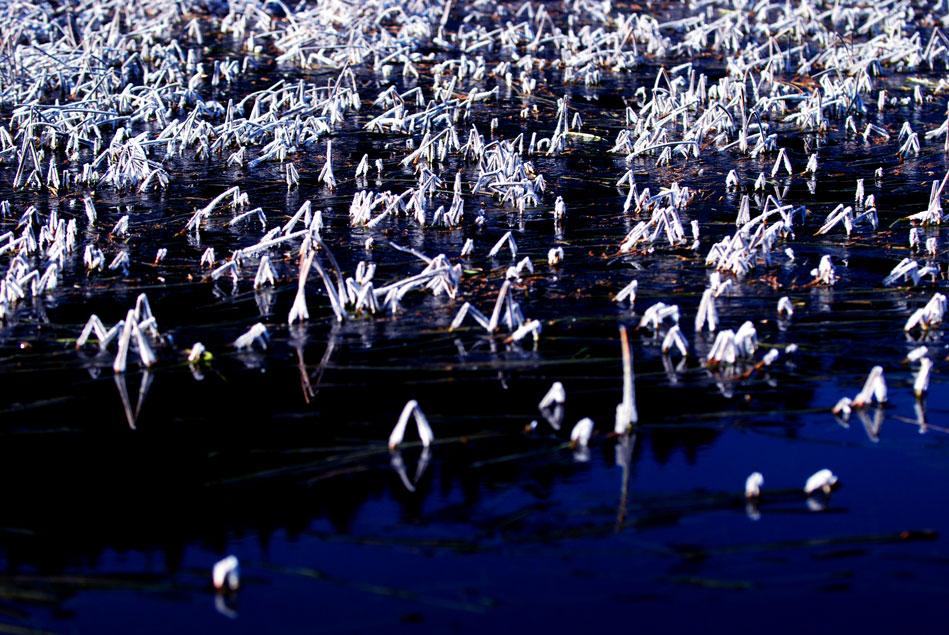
[{"x1": 0, "y1": 372, "x2": 946, "y2": 633}]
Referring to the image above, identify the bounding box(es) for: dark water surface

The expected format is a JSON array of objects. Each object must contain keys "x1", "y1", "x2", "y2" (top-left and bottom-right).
[{"x1": 1, "y1": 0, "x2": 949, "y2": 632}]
